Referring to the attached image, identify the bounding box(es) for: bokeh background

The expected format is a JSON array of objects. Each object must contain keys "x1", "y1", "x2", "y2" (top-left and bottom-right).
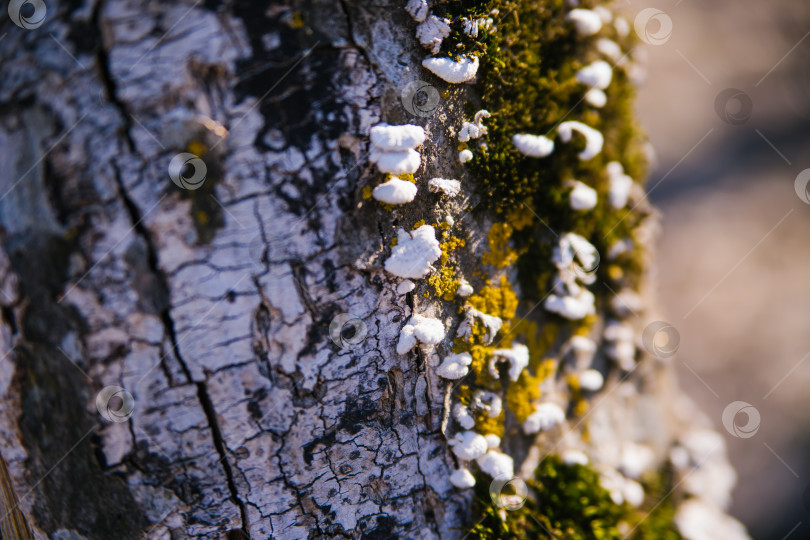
[{"x1": 629, "y1": 0, "x2": 810, "y2": 538}]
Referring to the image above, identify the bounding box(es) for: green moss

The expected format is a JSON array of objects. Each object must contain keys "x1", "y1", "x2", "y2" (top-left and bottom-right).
[{"x1": 465, "y1": 456, "x2": 682, "y2": 540}]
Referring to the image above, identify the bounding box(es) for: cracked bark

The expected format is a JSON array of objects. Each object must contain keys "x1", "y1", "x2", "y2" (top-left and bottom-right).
[{"x1": 0, "y1": 0, "x2": 472, "y2": 538}]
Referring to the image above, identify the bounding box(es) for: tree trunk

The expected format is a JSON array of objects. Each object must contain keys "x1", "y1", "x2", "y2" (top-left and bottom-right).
[{"x1": 0, "y1": 1, "x2": 746, "y2": 539}]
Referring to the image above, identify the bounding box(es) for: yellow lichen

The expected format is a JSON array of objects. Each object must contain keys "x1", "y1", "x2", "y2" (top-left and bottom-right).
[
  {"x1": 412, "y1": 219, "x2": 426, "y2": 229},
  {"x1": 187, "y1": 140, "x2": 206, "y2": 157},
  {"x1": 482, "y1": 222, "x2": 518, "y2": 268},
  {"x1": 362, "y1": 186, "x2": 373, "y2": 200}
]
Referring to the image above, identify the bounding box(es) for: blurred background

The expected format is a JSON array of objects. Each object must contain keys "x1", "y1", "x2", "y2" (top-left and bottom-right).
[{"x1": 629, "y1": 0, "x2": 810, "y2": 538}]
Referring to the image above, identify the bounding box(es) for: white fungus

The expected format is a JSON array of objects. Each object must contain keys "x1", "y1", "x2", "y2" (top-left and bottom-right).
[
  {"x1": 674, "y1": 498, "x2": 750, "y2": 540},
  {"x1": 459, "y1": 149, "x2": 474, "y2": 163},
  {"x1": 476, "y1": 450, "x2": 515, "y2": 479},
  {"x1": 553, "y1": 232, "x2": 599, "y2": 280},
  {"x1": 428, "y1": 178, "x2": 461, "y2": 197},
  {"x1": 568, "y1": 180, "x2": 598, "y2": 210},
  {"x1": 620, "y1": 442, "x2": 655, "y2": 480},
  {"x1": 579, "y1": 369, "x2": 604, "y2": 391},
  {"x1": 576, "y1": 60, "x2": 613, "y2": 90},
  {"x1": 523, "y1": 402, "x2": 566, "y2": 434},
  {"x1": 458, "y1": 306, "x2": 502, "y2": 344},
  {"x1": 396, "y1": 314, "x2": 445, "y2": 354},
  {"x1": 512, "y1": 133, "x2": 555, "y2": 157},
  {"x1": 372, "y1": 177, "x2": 418, "y2": 205},
  {"x1": 456, "y1": 279, "x2": 474, "y2": 297},
  {"x1": 436, "y1": 352, "x2": 473, "y2": 380},
  {"x1": 557, "y1": 121, "x2": 604, "y2": 161},
  {"x1": 472, "y1": 390, "x2": 502, "y2": 418},
  {"x1": 562, "y1": 449, "x2": 590, "y2": 466},
  {"x1": 485, "y1": 434, "x2": 502, "y2": 449},
  {"x1": 603, "y1": 320, "x2": 636, "y2": 370},
  {"x1": 458, "y1": 110, "x2": 491, "y2": 142},
  {"x1": 462, "y1": 16, "x2": 494, "y2": 38},
  {"x1": 606, "y1": 161, "x2": 634, "y2": 209},
  {"x1": 416, "y1": 15, "x2": 451, "y2": 54},
  {"x1": 614, "y1": 17, "x2": 630, "y2": 38},
  {"x1": 450, "y1": 431, "x2": 489, "y2": 460},
  {"x1": 453, "y1": 403, "x2": 476, "y2": 429},
  {"x1": 596, "y1": 39, "x2": 623, "y2": 62},
  {"x1": 593, "y1": 6, "x2": 613, "y2": 23},
  {"x1": 489, "y1": 343, "x2": 530, "y2": 382},
  {"x1": 545, "y1": 289, "x2": 596, "y2": 320},
  {"x1": 422, "y1": 56, "x2": 480, "y2": 83},
  {"x1": 566, "y1": 8, "x2": 603, "y2": 37},
  {"x1": 370, "y1": 123, "x2": 426, "y2": 151},
  {"x1": 396, "y1": 280, "x2": 416, "y2": 295},
  {"x1": 450, "y1": 468, "x2": 477, "y2": 489},
  {"x1": 384, "y1": 225, "x2": 442, "y2": 279},
  {"x1": 370, "y1": 147, "x2": 421, "y2": 175},
  {"x1": 405, "y1": 0, "x2": 428, "y2": 22},
  {"x1": 584, "y1": 88, "x2": 607, "y2": 108}
]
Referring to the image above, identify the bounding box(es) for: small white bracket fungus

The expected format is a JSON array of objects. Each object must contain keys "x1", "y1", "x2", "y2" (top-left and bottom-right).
[
  {"x1": 384, "y1": 225, "x2": 442, "y2": 279},
  {"x1": 422, "y1": 56, "x2": 480, "y2": 84},
  {"x1": 458, "y1": 110, "x2": 491, "y2": 142},
  {"x1": 405, "y1": 0, "x2": 428, "y2": 22},
  {"x1": 562, "y1": 449, "x2": 590, "y2": 466},
  {"x1": 372, "y1": 177, "x2": 417, "y2": 205},
  {"x1": 396, "y1": 279, "x2": 416, "y2": 295},
  {"x1": 453, "y1": 403, "x2": 476, "y2": 430},
  {"x1": 459, "y1": 149, "x2": 473, "y2": 163},
  {"x1": 416, "y1": 15, "x2": 451, "y2": 54},
  {"x1": 458, "y1": 306, "x2": 503, "y2": 345},
  {"x1": 436, "y1": 352, "x2": 472, "y2": 380},
  {"x1": 484, "y1": 434, "x2": 501, "y2": 449},
  {"x1": 450, "y1": 468, "x2": 476, "y2": 488},
  {"x1": 370, "y1": 123, "x2": 426, "y2": 151},
  {"x1": 396, "y1": 314, "x2": 445, "y2": 354},
  {"x1": 449, "y1": 431, "x2": 489, "y2": 460},
  {"x1": 456, "y1": 279, "x2": 474, "y2": 297},
  {"x1": 428, "y1": 178, "x2": 461, "y2": 197},
  {"x1": 584, "y1": 88, "x2": 607, "y2": 108},
  {"x1": 476, "y1": 450, "x2": 515, "y2": 480},
  {"x1": 471, "y1": 390, "x2": 503, "y2": 419},
  {"x1": 523, "y1": 402, "x2": 566, "y2": 434},
  {"x1": 545, "y1": 289, "x2": 596, "y2": 320},
  {"x1": 578, "y1": 369, "x2": 605, "y2": 391},
  {"x1": 489, "y1": 343, "x2": 529, "y2": 382},
  {"x1": 557, "y1": 121, "x2": 604, "y2": 161},
  {"x1": 606, "y1": 162, "x2": 634, "y2": 209},
  {"x1": 512, "y1": 133, "x2": 555, "y2": 157},
  {"x1": 566, "y1": 8, "x2": 603, "y2": 37},
  {"x1": 576, "y1": 60, "x2": 613, "y2": 90},
  {"x1": 568, "y1": 180, "x2": 598, "y2": 210}
]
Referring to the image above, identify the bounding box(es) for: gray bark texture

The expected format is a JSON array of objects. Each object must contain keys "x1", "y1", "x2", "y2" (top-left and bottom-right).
[{"x1": 0, "y1": 1, "x2": 744, "y2": 539}]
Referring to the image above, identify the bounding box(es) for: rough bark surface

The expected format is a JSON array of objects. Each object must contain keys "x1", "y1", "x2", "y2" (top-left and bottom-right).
[{"x1": 0, "y1": 1, "x2": 742, "y2": 539}]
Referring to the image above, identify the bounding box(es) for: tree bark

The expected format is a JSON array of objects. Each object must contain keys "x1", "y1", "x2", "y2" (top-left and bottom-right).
[{"x1": 0, "y1": 1, "x2": 745, "y2": 539}]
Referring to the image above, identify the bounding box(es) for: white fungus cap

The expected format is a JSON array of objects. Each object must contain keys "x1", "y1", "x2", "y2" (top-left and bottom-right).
[
  {"x1": 396, "y1": 314, "x2": 445, "y2": 354},
  {"x1": 396, "y1": 280, "x2": 416, "y2": 295},
  {"x1": 608, "y1": 172, "x2": 633, "y2": 209},
  {"x1": 584, "y1": 88, "x2": 607, "y2": 108},
  {"x1": 405, "y1": 0, "x2": 428, "y2": 22},
  {"x1": 422, "y1": 56, "x2": 480, "y2": 83},
  {"x1": 512, "y1": 133, "x2": 555, "y2": 157},
  {"x1": 476, "y1": 450, "x2": 515, "y2": 479},
  {"x1": 523, "y1": 402, "x2": 566, "y2": 434},
  {"x1": 416, "y1": 15, "x2": 451, "y2": 54},
  {"x1": 472, "y1": 390, "x2": 503, "y2": 419},
  {"x1": 562, "y1": 449, "x2": 590, "y2": 466},
  {"x1": 456, "y1": 279, "x2": 474, "y2": 297},
  {"x1": 384, "y1": 225, "x2": 442, "y2": 279},
  {"x1": 450, "y1": 431, "x2": 489, "y2": 460},
  {"x1": 436, "y1": 352, "x2": 472, "y2": 380},
  {"x1": 459, "y1": 149, "x2": 474, "y2": 163},
  {"x1": 674, "y1": 498, "x2": 750, "y2": 540},
  {"x1": 370, "y1": 147, "x2": 422, "y2": 175},
  {"x1": 545, "y1": 288, "x2": 596, "y2": 320},
  {"x1": 485, "y1": 434, "x2": 501, "y2": 449},
  {"x1": 458, "y1": 306, "x2": 502, "y2": 345},
  {"x1": 373, "y1": 177, "x2": 418, "y2": 205},
  {"x1": 449, "y1": 468, "x2": 476, "y2": 489},
  {"x1": 454, "y1": 403, "x2": 476, "y2": 429},
  {"x1": 566, "y1": 9, "x2": 603, "y2": 37},
  {"x1": 428, "y1": 178, "x2": 461, "y2": 197},
  {"x1": 596, "y1": 39, "x2": 623, "y2": 62},
  {"x1": 370, "y1": 123, "x2": 426, "y2": 151},
  {"x1": 557, "y1": 121, "x2": 604, "y2": 161},
  {"x1": 489, "y1": 343, "x2": 530, "y2": 382},
  {"x1": 620, "y1": 442, "x2": 655, "y2": 479},
  {"x1": 576, "y1": 60, "x2": 613, "y2": 90},
  {"x1": 593, "y1": 6, "x2": 613, "y2": 23},
  {"x1": 568, "y1": 180, "x2": 598, "y2": 210},
  {"x1": 579, "y1": 369, "x2": 605, "y2": 391}
]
